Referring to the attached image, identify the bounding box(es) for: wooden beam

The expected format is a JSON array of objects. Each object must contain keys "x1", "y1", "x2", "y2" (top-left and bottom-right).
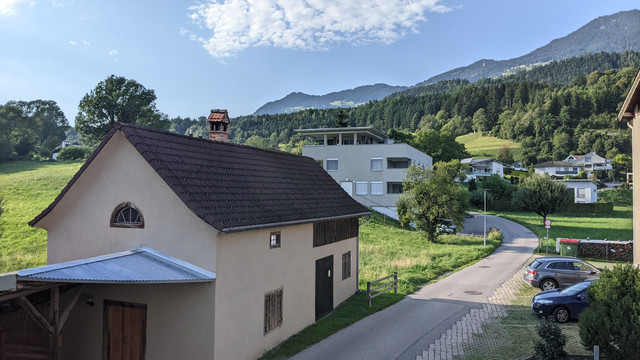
[
  {"x1": 58, "y1": 285, "x2": 83, "y2": 334},
  {"x1": 17, "y1": 296, "x2": 54, "y2": 335},
  {"x1": 0, "y1": 283, "x2": 61, "y2": 302},
  {"x1": 49, "y1": 287, "x2": 60, "y2": 359}
]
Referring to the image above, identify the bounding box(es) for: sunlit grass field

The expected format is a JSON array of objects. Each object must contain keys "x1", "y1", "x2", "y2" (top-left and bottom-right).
[
  {"x1": 0, "y1": 160, "x2": 84, "y2": 271},
  {"x1": 457, "y1": 133, "x2": 522, "y2": 159}
]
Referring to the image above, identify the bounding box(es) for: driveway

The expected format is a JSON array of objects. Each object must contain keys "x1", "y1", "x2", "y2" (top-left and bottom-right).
[{"x1": 291, "y1": 213, "x2": 538, "y2": 360}]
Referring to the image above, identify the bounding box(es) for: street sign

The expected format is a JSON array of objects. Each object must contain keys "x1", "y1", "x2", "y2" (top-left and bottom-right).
[{"x1": 544, "y1": 220, "x2": 551, "y2": 229}]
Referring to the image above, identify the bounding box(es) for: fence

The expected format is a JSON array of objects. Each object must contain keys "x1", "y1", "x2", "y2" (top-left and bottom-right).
[{"x1": 366, "y1": 272, "x2": 398, "y2": 308}]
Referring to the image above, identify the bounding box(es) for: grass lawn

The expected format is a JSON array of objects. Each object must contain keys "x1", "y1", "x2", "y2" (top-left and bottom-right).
[
  {"x1": 0, "y1": 160, "x2": 84, "y2": 272},
  {"x1": 456, "y1": 133, "x2": 522, "y2": 159},
  {"x1": 491, "y1": 206, "x2": 632, "y2": 254},
  {"x1": 260, "y1": 212, "x2": 501, "y2": 359}
]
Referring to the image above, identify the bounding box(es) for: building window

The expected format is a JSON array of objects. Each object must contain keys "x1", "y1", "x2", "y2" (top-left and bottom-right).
[
  {"x1": 270, "y1": 232, "x2": 281, "y2": 249},
  {"x1": 370, "y1": 182, "x2": 383, "y2": 195},
  {"x1": 370, "y1": 158, "x2": 383, "y2": 171},
  {"x1": 355, "y1": 182, "x2": 368, "y2": 195},
  {"x1": 110, "y1": 202, "x2": 144, "y2": 228},
  {"x1": 326, "y1": 158, "x2": 338, "y2": 171},
  {"x1": 576, "y1": 188, "x2": 586, "y2": 198},
  {"x1": 387, "y1": 182, "x2": 404, "y2": 194},
  {"x1": 264, "y1": 288, "x2": 283, "y2": 335},
  {"x1": 342, "y1": 251, "x2": 351, "y2": 280}
]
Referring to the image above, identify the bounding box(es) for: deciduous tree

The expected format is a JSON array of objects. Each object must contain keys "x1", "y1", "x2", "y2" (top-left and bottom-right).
[
  {"x1": 511, "y1": 174, "x2": 572, "y2": 224},
  {"x1": 396, "y1": 161, "x2": 469, "y2": 242},
  {"x1": 75, "y1": 75, "x2": 168, "y2": 144}
]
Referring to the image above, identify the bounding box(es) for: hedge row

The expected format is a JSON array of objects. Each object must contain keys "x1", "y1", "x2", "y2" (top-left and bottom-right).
[{"x1": 489, "y1": 201, "x2": 613, "y2": 214}]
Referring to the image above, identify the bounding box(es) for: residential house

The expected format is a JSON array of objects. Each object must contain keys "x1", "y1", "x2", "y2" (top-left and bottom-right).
[
  {"x1": 558, "y1": 179, "x2": 598, "y2": 203},
  {"x1": 564, "y1": 152, "x2": 611, "y2": 175},
  {"x1": 461, "y1": 158, "x2": 506, "y2": 181},
  {"x1": 51, "y1": 140, "x2": 82, "y2": 160},
  {"x1": 617, "y1": 66, "x2": 640, "y2": 266},
  {"x1": 295, "y1": 127, "x2": 433, "y2": 210},
  {"x1": 0, "y1": 110, "x2": 369, "y2": 360},
  {"x1": 533, "y1": 161, "x2": 582, "y2": 177}
]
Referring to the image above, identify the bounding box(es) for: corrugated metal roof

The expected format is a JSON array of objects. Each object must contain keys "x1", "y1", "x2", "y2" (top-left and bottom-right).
[{"x1": 17, "y1": 247, "x2": 216, "y2": 284}]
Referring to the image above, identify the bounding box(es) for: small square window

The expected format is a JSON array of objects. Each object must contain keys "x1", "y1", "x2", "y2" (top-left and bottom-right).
[
  {"x1": 270, "y1": 232, "x2": 281, "y2": 249},
  {"x1": 355, "y1": 182, "x2": 368, "y2": 195},
  {"x1": 326, "y1": 158, "x2": 338, "y2": 171},
  {"x1": 370, "y1": 158, "x2": 383, "y2": 171},
  {"x1": 371, "y1": 182, "x2": 383, "y2": 195}
]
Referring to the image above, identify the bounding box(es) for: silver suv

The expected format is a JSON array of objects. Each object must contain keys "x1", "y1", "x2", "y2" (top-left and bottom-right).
[{"x1": 523, "y1": 256, "x2": 601, "y2": 290}]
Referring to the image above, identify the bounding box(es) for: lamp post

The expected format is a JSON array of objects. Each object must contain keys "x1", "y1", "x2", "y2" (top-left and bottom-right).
[{"x1": 483, "y1": 189, "x2": 487, "y2": 247}]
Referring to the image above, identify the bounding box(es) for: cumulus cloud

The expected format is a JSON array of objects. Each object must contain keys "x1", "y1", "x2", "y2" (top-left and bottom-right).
[
  {"x1": 188, "y1": 0, "x2": 450, "y2": 58},
  {"x1": 0, "y1": 0, "x2": 26, "y2": 16}
]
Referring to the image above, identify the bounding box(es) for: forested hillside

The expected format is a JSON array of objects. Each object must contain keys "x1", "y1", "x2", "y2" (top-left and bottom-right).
[{"x1": 214, "y1": 52, "x2": 639, "y2": 167}]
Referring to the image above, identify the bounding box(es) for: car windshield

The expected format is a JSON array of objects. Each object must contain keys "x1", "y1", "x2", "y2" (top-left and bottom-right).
[{"x1": 560, "y1": 281, "x2": 591, "y2": 296}]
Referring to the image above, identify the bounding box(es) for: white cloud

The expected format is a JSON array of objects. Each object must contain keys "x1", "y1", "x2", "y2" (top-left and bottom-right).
[
  {"x1": 0, "y1": 0, "x2": 26, "y2": 16},
  {"x1": 69, "y1": 40, "x2": 77, "y2": 46},
  {"x1": 188, "y1": 0, "x2": 450, "y2": 58},
  {"x1": 108, "y1": 49, "x2": 117, "y2": 56}
]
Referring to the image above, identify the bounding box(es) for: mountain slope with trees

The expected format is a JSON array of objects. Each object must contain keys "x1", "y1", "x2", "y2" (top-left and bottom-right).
[{"x1": 418, "y1": 9, "x2": 640, "y2": 85}]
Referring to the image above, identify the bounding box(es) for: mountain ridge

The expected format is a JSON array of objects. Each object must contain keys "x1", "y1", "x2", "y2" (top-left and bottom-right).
[{"x1": 254, "y1": 9, "x2": 640, "y2": 115}]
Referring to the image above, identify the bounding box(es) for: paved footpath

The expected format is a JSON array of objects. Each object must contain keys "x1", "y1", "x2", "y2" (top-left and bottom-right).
[{"x1": 291, "y1": 214, "x2": 538, "y2": 360}]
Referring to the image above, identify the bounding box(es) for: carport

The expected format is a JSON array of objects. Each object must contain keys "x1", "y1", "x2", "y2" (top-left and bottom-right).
[{"x1": 0, "y1": 247, "x2": 216, "y2": 359}]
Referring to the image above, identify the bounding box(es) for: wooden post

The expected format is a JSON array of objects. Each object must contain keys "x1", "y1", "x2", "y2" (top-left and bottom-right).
[
  {"x1": 50, "y1": 287, "x2": 60, "y2": 360},
  {"x1": 367, "y1": 281, "x2": 371, "y2": 308},
  {"x1": 394, "y1": 272, "x2": 398, "y2": 294}
]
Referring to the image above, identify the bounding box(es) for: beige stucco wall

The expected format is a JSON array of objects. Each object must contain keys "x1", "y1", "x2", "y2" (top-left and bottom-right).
[
  {"x1": 214, "y1": 223, "x2": 358, "y2": 360},
  {"x1": 61, "y1": 282, "x2": 215, "y2": 359},
  {"x1": 33, "y1": 131, "x2": 218, "y2": 273}
]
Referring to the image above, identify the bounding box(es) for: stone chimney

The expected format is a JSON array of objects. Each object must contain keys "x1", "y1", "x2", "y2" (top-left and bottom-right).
[{"x1": 207, "y1": 109, "x2": 230, "y2": 142}]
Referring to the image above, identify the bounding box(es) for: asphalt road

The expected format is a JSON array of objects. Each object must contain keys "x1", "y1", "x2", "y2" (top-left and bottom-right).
[{"x1": 290, "y1": 213, "x2": 538, "y2": 360}]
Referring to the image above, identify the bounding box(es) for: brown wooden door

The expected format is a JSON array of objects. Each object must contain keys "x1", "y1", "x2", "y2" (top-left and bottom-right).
[{"x1": 103, "y1": 301, "x2": 146, "y2": 360}]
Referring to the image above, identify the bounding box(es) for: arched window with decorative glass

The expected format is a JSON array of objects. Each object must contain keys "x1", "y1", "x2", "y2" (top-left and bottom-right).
[{"x1": 110, "y1": 202, "x2": 144, "y2": 228}]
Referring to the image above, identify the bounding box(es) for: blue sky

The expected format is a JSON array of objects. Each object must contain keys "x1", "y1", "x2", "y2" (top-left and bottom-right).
[{"x1": 1, "y1": 0, "x2": 638, "y2": 125}]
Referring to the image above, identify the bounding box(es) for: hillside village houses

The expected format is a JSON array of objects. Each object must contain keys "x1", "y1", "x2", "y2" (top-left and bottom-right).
[
  {"x1": 460, "y1": 158, "x2": 506, "y2": 181},
  {"x1": 618, "y1": 66, "x2": 640, "y2": 267},
  {"x1": 295, "y1": 127, "x2": 432, "y2": 217},
  {"x1": 0, "y1": 109, "x2": 370, "y2": 359}
]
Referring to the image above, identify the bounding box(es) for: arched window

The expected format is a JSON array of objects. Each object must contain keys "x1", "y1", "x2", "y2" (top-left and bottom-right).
[{"x1": 111, "y1": 202, "x2": 144, "y2": 228}]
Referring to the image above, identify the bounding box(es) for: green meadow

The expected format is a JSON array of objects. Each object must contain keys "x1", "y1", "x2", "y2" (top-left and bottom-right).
[{"x1": 457, "y1": 133, "x2": 522, "y2": 159}]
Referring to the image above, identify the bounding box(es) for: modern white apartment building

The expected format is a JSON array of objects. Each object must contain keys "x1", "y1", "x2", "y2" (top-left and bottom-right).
[{"x1": 296, "y1": 127, "x2": 433, "y2": 208}]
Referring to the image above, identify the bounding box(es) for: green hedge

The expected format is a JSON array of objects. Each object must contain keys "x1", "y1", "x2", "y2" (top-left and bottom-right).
[{"x1": 566, "y1": 202, "x2": 614, "y2": 214}]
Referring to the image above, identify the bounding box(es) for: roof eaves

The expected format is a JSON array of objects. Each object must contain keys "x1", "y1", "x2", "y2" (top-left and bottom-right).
[
  {"x1": 618, "y1": 67, "x2": 640, "y2": 122},
  {"x1": 220, "y1": 211, "x2": 371, "y2": 234}
]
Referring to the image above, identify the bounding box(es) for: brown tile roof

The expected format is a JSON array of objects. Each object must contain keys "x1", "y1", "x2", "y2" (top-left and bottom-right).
[{"x1": 31, "y1": 123, "x2": 369, "y2": 233}]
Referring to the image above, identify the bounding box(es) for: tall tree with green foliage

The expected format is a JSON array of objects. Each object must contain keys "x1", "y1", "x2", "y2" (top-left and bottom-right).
[
  {"x1": 511, "y1": 174, "x2": 572, "y2": 224},
  {"x1": 75, "y1": 75, "x2": 169, "y2": 144},
  {"x1": 496, "y1": 146, "x2": 514, "y2": 164},
  {"x1": 0, "y1": 103, "x2": 38, "y2": 158},
  {"x1": 411, "y1": 129, "x2": 469, "y2": 163},
  {"x1": 397, "y1": 161, "x2": 469, "y2": 242},
  {"x1": 579, "y1": 265, "x2": 640, "y2": 360}
]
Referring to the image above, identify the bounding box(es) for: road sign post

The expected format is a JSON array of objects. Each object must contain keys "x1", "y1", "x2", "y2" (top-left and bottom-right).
[{"x1": 544, "y1": 220, "x2": 551, "y2": 253}]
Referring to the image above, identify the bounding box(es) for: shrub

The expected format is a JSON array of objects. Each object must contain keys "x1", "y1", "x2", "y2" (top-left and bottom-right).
[
  {"x1": 58, "y1": 146, "x2": 91, "y2": 161},
  {"x1": 534, "y1": 317, "x2": 567, "y2": 360},
  {"x1": 469, "y1": 189, "x2": 493, "y2": 207},
  {"x1": 579, "y1": 264, "x2": 640, "y2": 360},
  {"x1": 487, "y1": 227, "x2": 502, "y2": 242}
]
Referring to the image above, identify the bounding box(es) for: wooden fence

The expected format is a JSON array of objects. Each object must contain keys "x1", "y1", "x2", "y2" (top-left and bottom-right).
[{"x1": 366, "y1": 272, "x2": 398, "y2": 307}]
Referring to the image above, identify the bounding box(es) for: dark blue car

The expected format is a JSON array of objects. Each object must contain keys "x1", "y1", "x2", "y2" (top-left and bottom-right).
[{"x1": 531, "y1": 279, "x2": 595, "y2": 323}]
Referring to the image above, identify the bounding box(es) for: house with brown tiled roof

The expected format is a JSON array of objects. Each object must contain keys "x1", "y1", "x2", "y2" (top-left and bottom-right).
[
  {"x1": 0, "y1": 111, "x2": 369, "y2": 359},
  {"x1": 618, "y1": 67, "x2": 640, "y2": 266}
]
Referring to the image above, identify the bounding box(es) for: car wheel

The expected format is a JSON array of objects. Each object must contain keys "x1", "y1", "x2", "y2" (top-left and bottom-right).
[
  {"x1": 540, "y1": 279, "x2": 558, "y2": 291},
  {"x1": 553, "y1": 307, "x2": 570, "y2": 323}
]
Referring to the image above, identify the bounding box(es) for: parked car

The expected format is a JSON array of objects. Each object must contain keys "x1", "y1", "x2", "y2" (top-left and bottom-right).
[
  {"x1": 531, "y1": 279, "x2": 595, "y2": 323},
  {"x1": 523, "y1": 256, "x2": 601, "y2": 290}
]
